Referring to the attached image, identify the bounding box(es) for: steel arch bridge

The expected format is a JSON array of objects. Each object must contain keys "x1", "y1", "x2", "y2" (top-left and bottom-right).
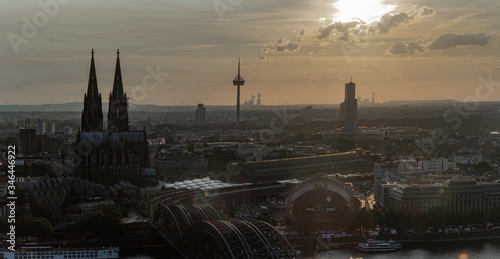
[{"x1": 145, "y1": 189, "x2": 298, "y2": 258}]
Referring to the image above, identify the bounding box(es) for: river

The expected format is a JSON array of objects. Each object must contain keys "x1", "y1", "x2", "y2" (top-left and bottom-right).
[
  {"x1": 120, "y1": 239, "x2": 500, "y2": 258},
  {"x1": 313, "y1": 240, "x2": 500, "y2": 259}
]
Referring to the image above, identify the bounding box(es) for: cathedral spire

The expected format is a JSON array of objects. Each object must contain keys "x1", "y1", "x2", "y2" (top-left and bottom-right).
[
  {"x1": 108, "y1": 49, "x2": 129, "y2": 132},
  {"x1": 112, "y1": 49, "x2": 124, "y2": 97},
  {"x1": 82, "y1": 49, "x2": 103, "y2": 132},
  {"x1": 87, "y1": 49, "x2": 99, "y2": 98}
]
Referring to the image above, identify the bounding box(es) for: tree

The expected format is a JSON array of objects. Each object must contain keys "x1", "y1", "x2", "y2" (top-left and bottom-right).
[
  {"x1": 60, "y1": 205, "x2": 123, "y2": 237},
  {"x1": 467, "y1": 210, "x2": 484, "y2": 224},
  {"x1": 475, "y1": 161, "x2": 492, "y2": 174},
  {"x1": 352, "y1": 208, "x2": 376, "y2": 230},
  {"x1": 335, "y1": 137, "x2": 355, "y2": 152},
  {"x1": 17, "y1": 207, "x2": 32, "y2": 218},
  {"x1": 17, "y1": 217, "x2": 53, "y2": 237},
  {"x1": 0, "y1": 217, "x2": 9, "y2": 233},
  {"x1": 351, "y1": 198, "x2": 362, "y2": 210},
  {"x1": 207, "y1": 135, "x2": 220, "y2": 143},
  {"x1": 489, "y1": 206, "x2": 500, "y2": 223},
  {"x1": 393, "y1": 210, "x2": 413, "y2": 229},
  {"x1": 422, "y1": 208, "x2": 447, "y2": 228}
]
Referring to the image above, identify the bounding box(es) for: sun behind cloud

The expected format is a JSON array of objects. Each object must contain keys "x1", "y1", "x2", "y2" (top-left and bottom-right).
[{"x1": 332, "y1": 0, "x2": 396, "y2": 23}]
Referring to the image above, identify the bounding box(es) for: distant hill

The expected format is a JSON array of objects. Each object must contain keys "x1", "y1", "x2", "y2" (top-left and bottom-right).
[
  {"x1": 0, "y1": 102, "x2": 85, "y2": 112},
  {"x1": 1, "y1": 99, "x2": 497, "y2": 113},
  {"x1": 0, "y1": 102, "x2": 236, "y2": 113},
  {"x1": 382, "y1": 99, "x2": 459, "y2": 106}
]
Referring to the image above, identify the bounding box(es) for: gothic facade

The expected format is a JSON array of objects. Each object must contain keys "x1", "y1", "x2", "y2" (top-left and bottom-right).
[{"x1": 75, "y1": 50, "x2": 149, "y2": 186}]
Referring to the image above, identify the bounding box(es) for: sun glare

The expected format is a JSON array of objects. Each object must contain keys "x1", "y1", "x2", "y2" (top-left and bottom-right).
[{"x1": 333, "y1": 0, "x2": 396, "y2": 23}]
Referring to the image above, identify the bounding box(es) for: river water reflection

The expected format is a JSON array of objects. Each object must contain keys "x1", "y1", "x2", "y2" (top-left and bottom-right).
[{"x1": 314, "y1": 240, "x2": 500, "y2": 259}]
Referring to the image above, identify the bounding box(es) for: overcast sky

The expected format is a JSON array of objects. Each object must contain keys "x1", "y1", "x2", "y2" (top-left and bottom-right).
[{"x1": 1, "y1": 0, "x2": 499, "y2": 105}]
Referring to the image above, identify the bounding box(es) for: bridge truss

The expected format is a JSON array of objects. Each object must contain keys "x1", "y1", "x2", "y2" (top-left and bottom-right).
[{"x1": 145, "y1": 189, "x2": 298, "y2": 258}]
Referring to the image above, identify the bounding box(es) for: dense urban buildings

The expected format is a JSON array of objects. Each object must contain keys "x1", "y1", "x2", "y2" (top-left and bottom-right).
[
  {"x1": 3, "y1": 84, "x2": 500, "y2": 257},
  {"x1": 152, "y1": 147, "x2": 208, "y2": 180},
  {"x1": 237, "y1": 152, "x2": 373, "y2": 182},
  {"x1": 3, "y1": 1, "x2": 500, "y2": 257},
  {"x1": 388, "y1": 179, "x2": 500, "y2": 217}
]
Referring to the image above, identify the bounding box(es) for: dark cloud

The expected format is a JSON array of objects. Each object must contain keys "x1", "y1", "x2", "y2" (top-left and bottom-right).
[
  {"x1": 316, "y1": 21, "x2": 360, "y2": 41},
  {"x1": 428, "y1": 33, "x2": 492, "y2": 50},
  {"x1": 421, "y1": 7, "x2": 435, "y2": 16},
  {"x1": 296, "y1": 29, "x2": 305, "y2": 36},
  {"x1": 386, "y1": 40, "x2": 427, "y2": 56},
  {"x1": 376, "y1": 13, "x2": 411, "y2": 34},
  {"x1": 258, "y1": 56, "x2": 272, "y2": 63},
  {"x1": 262, "y1": 37, "x2": 301, "y2": 53},
  {"x1": 386, "y1": 33, "x2": 492, "y2": 56},
  {"x1": 314, "y1": 6, "x2": 435, "y2": 42},
  {"x1": 376, "y1": 6, "x2": 435, "y2": 34},
  {"x1": 259, "y1": 37, "x2": 299, "y2": 63}
]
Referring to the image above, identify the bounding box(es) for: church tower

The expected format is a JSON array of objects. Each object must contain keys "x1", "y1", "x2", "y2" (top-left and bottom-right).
[
  {"x1": 107, "y1": 49, "x2": 129, "y2": 132},
  {"x1": 77, "y1": 49, "x2": 150, "y2": 187},
  {"x1": 81, "y1": 49, "x2": 103, "y2": 132}
]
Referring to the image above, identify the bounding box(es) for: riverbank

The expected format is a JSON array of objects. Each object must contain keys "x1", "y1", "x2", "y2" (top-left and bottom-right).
[
  {"x1": 289, "y1": 229, "x2": 500, "y2": 250},
  {"x1": 3, "y1": 222, "x2": 179, "y2": 258},
  {"x1": 314, "y1": 240, "x2": 500, "y2": 259}
]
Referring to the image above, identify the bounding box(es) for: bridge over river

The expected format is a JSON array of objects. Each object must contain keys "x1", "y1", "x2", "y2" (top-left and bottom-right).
[{"x1": 141, "y1": 188, "x2": 299, "y2": 258}]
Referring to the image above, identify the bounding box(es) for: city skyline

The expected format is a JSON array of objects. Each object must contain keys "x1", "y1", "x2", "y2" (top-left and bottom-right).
[{"x1": 1, "y1": 0, "x2": 499, "y2": 106}]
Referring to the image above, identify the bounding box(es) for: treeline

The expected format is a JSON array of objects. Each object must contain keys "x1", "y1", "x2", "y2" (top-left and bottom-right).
[
  {"x1": 60, "y1": 205, "x2": 123, "y2": 236},
  {"x1": 284, "y1": 114, "x2": 500, "y2": 133},
  {"x1": 0, "y1": 198, "x2": 131, "y2": 239}
]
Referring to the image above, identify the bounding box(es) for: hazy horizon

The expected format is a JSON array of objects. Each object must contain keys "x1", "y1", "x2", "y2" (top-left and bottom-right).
[
  {"x1": 0, "y1": 98, "x2": 475, "y2": 107},
  {"x1": 1, "y1": 0, "x2": 499, "y2": 106}
]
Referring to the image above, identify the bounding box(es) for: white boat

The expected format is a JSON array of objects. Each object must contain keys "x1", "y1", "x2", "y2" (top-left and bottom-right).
[
  {"x1": 0, "y1": 246, "x2": 119, "y2": 259},
  {"x1": 356, "y1": 239, "x2": 401, "y2": 252}
]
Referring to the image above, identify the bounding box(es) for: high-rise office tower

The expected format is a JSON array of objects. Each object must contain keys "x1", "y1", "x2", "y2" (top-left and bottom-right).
[
  {"x1": 196, "y1": 104, "x2": 206, "y2": 126},
  {"x1": 340, "y1": 78, "x2": 358, "y2": 135},
  {"x1": 38, "y1": 119, "x2": 47, "y2": 135},
  {"x1": 47, "y1": 121, "x2": 56, "y2": 135}
]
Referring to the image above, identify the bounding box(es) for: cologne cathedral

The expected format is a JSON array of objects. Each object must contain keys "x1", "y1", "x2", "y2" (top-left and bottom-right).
[{"x1": 75, "y1": 50, "x2": 150, "y2": 186}]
